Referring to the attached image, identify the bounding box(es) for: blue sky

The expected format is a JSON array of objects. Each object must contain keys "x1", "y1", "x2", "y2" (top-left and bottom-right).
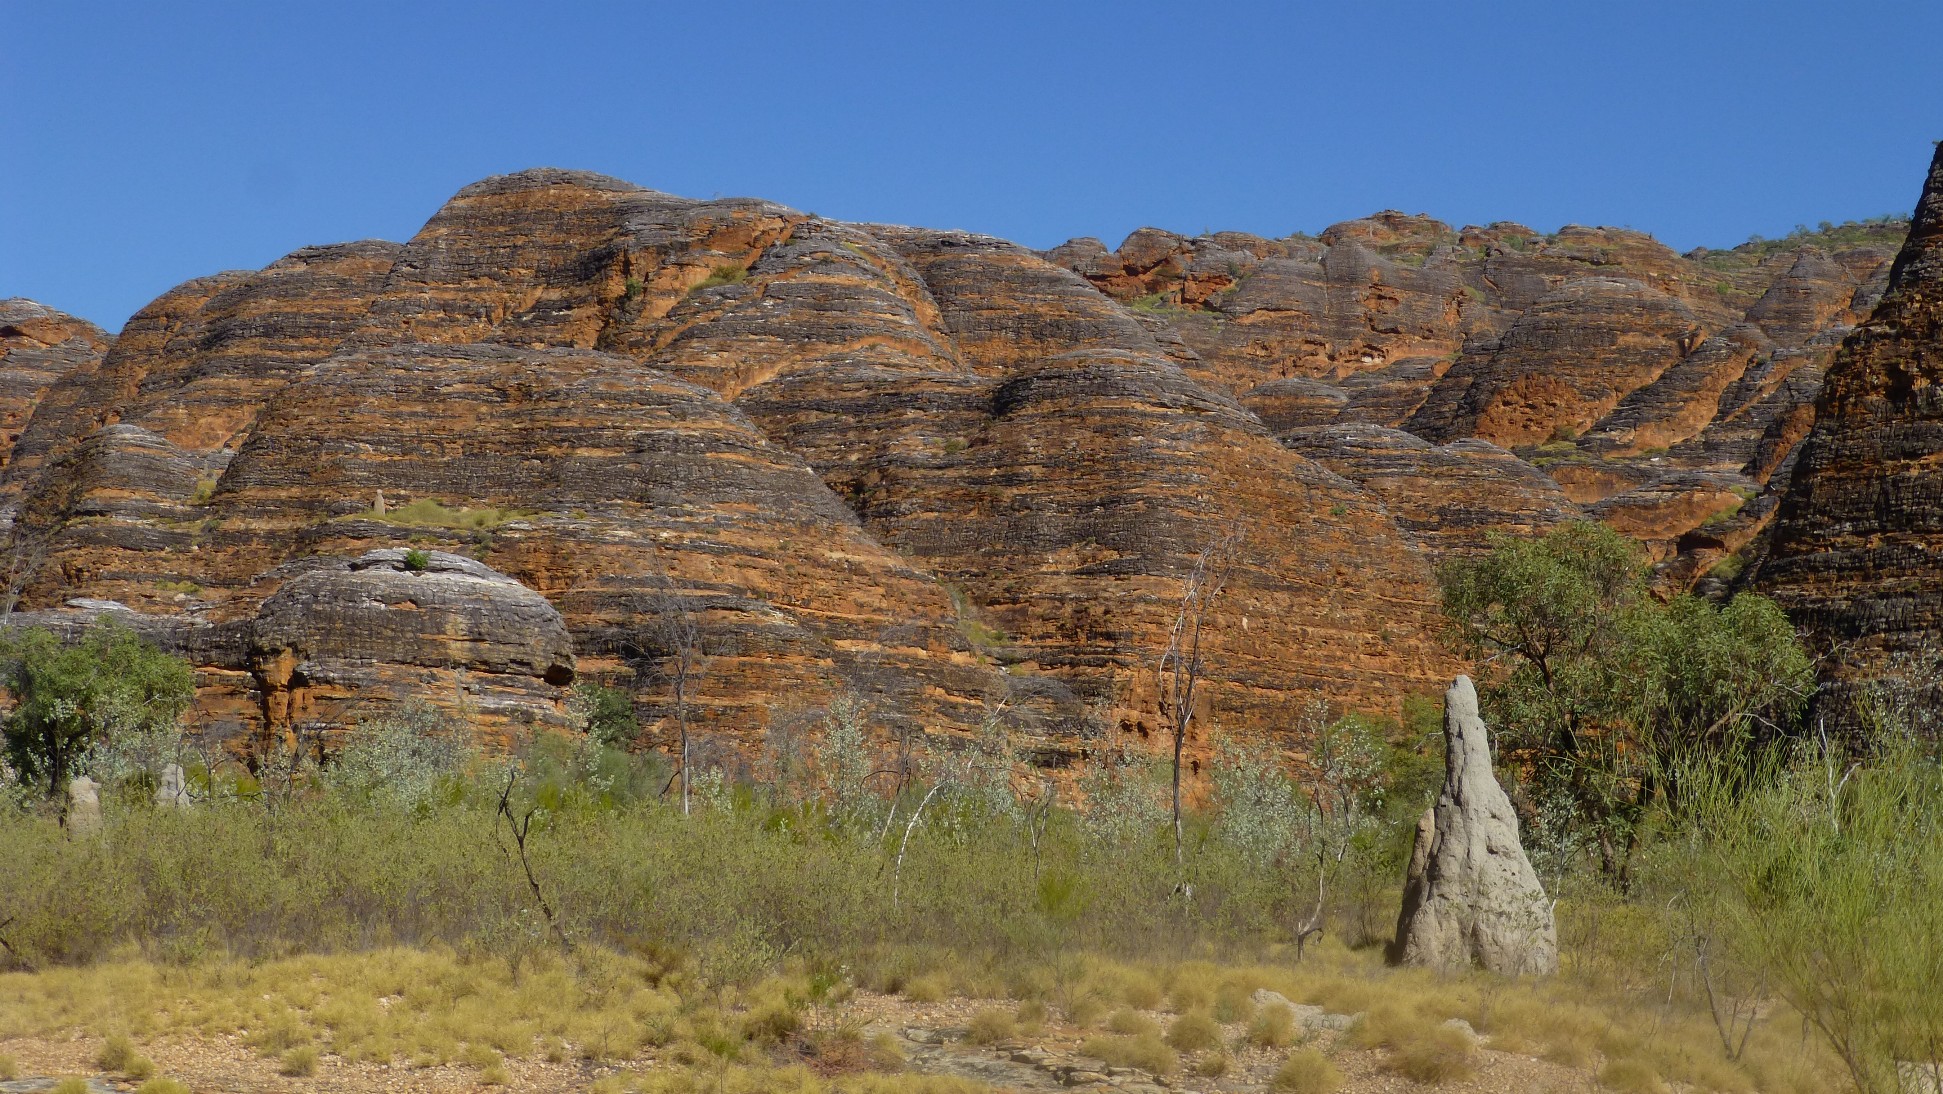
[{"x1": 4, "y1": 1, "x2": 1940, "y2": 332}]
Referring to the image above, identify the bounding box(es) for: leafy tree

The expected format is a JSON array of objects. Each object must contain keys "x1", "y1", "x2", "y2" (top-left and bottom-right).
[
  {"x1": 1440, "y1": 523, "x2": 1812, "y2": 884},
  {"x1": 1621, "y1": 591, "x2": 1813, "y2": 807},
  {"x1": 0, "y1": 621, "x2": 195, "y2": 798},
  {"x1": 572, "y1": 683, "x2": 638, "y2": 750}
]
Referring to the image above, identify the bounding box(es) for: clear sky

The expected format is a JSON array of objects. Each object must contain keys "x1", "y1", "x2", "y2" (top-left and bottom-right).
[{"x1": 4, "y1": 1, "x2": 1940, "y2": 333}]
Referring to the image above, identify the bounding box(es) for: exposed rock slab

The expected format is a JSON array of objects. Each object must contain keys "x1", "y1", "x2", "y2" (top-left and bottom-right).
[
  {"x1": 1276, "y1": 424, "x2": 1580, "y2": 558},
  {"x1": 249, "y1": 549, "x2": 577, "y2": 742},
  {"x1": 0, "y1": 299, "x2": 107, "y2": 475}
]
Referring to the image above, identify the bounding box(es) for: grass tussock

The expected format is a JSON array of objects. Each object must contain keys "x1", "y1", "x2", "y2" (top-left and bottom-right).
[
  {"x1": 694, "y1": 264, "x2": 749, "y2": 291},
  {"x1": 1249, "y1": 1002, "x2": 1300, "y2": 1048},
  {"x1": 1598, "y1": 1057, "x2": 1671, "y2": 1093},
  {"x1": 97, "y1": 1033, "x2": 155, "y2": 1079},
  {"x1": 278, "y1": 1044, "x2": 319, "y2": 1076},
  {"x1": 1383, "y1": 1024, "x2": 1477, "y2": 1084},
  {"x1": 1078, "y1": 1033, "x2": 1177, "y2": 1075},
  {"x1": 1164, "y1": 1010, "x2": 1223, "y2": 1053},
  {"x1": 371, "y1": 497, "x2": 532, "y2": 531},
  {"x1": 1272, "y1": 1048, "x2": 1344, "y2": 1094},
  {"x1": 0, "y1": 682, "x2": 1889, "y2": 1094},
  {"x1": 136, "y1": 1080, "x2": 191, "y2": 1094},
  {"x1": 0, "y1": 941, "x2": 1853, "y2": 1094},
  {"x1": 1194, "y1": 1051, "x2": 1230, "y2": 1078},
  {"x1": 964, "y1": 1008, "x2": 1016, "y2": 1045}
]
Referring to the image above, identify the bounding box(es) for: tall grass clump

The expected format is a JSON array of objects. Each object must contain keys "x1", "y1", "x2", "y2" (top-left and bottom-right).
[{"x1": 1660, "y1": 729, "x2": 1943, "y2": 1094}]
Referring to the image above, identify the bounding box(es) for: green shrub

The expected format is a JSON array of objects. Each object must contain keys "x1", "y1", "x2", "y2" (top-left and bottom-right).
[
  {"x1": 1, "y1": 622, "x2": 195, "y2": 798},
  {"x1": 573, "y1": 683, "x2": 638, "y2": 749},
  {"x1": 1272, "y1": 1048, "x2": 1343, "y2": 1094},
  {"x1": 402, "y1": 547, "x2": 431, "y2": 571},
  {"x1": 187, "y1": 475, "x2": 219, "y2": 505},
  {"x1": 1440, "y1": 522, "x2": 1812, "y2": 882},
  {"x1": 1670, "y1": 733, "x2": 1943, "y2": 1094},
  {"x1": 137, "y1": 1081, "x2": 191, "y2": 1094}
]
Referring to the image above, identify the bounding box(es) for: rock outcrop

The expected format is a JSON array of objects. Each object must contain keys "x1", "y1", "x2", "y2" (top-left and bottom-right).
[
  {"x1": 0, "y1": 170, "x2": 1459, "y2": 764},
  {"x1": 249, "y1": 549, "x2": 577, "y2": 743},
  {"x1": 1759, "y1": 144, "x2": 1943, "y2": 714},
  {"x1": 1051, "y1": 216, "x2": 1902, "y2": 574},
  {"x1": 0, "y1": 299, "x2": 108, "y2": 482},
  {"x1": 1276, "y1": 424, "x2": 1580, "y2": 559},
  {"x1": 0, "y1": 164, "x2": 1920, "y2": 766},
  {"x1": 1407, "y1": 277, "x2": 1705, "y2": 448},
  {"x1": 0, "y1": 299, "x2": 108, "y2": 512},
  {"x1": 1391, "y1": 675, "x2": 1558, "y2": 977}
]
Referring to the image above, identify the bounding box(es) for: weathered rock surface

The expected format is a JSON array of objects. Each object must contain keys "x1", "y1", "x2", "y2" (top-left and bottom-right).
[
  {"x1": 1053, "y1": 216, "x2": 1902, "y2": 576},
  {"x1": 1407, "y1": 277, "x2": 1704, "y2": 448},
  {"x1": 0, "y1": 300, "x2": 107, "y2": 477},
  {"x1": 1275, "y1": 424, "x2": 1580, "y2": 558},
  {"x1": 0, "y1": 166, "x2": 1918, "y2": 762},
  {"x1": 249, "y1": 549, "x2": 577, "y2": 741},
  {"x1": 0, "y1": 170, "x2": 1459, "y2": 763},
  {"x1": 1392, "y1": 675, "x2": 1557, "y2": 977},
  {"x1": 1760, "y1": 144, "x2": 1943, "y2": 714}
]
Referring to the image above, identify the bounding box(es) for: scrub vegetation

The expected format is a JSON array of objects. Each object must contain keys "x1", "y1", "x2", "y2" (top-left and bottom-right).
[{"x1": 0, "y1": 525, "x2": 1932, "y2": 1092}]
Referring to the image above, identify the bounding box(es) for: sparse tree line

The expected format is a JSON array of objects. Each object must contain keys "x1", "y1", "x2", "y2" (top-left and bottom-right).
[{"x1": 0, "y1": 520, "x2": 1938, "y2": 1091}]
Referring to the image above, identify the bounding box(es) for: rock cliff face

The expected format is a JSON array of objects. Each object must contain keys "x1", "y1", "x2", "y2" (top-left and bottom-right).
[
  {"x1": 1051, "y1": 215, "x2": 1902, "y2": 567},
  {"x1": 0, "y1": 172, "x2": 1456, "y2": 765},
  {"x1": 1759, "y1": 145, "x2": 1943, "y2": 714},
  {"x1": 0, "y1": 164, "x2": 1917, "y2": 765},
  {"x1": 0, "y1": 300, "x2": 107, "y2": 480}
]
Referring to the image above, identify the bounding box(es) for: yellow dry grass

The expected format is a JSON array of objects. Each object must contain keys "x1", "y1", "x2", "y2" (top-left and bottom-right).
[{"x1": 0, "y1": 936, "x2": 1846, "y2": 1094}]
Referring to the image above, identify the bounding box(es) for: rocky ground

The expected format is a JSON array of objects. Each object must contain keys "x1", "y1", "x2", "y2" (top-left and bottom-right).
[{"x1": 0, "y1": 988, "x2": 1601, "y2": 1094}]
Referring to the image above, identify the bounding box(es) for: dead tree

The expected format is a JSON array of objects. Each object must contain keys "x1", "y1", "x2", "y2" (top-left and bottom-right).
[
  {"x1": 495, "y1": 767, "x2": 573, "y2": 952},
  {"x1": 629, "y1": 556, "x2": 707, "y2": 816},
  {"x1": 0, "y1": 523, "x2": 49, "y2": 623},
  {"x1": 1158, "y1": 526, "x2": 1241, "y2": 869}
]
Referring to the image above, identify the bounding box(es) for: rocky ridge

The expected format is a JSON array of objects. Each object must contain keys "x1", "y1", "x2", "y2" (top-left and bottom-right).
[
  {"x1": 0, "y1": 170, "x2": 1917, "y2": 764},
  {"x1": 1759, "y1": 144, "x2": 1943, "y2": 716},
  {"x1": 1050, "y1": 213, "x2": 1904, "y2": 574},
  {"x1": 0, "y1": 173, "x2": 1455, "y2": 766}
]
